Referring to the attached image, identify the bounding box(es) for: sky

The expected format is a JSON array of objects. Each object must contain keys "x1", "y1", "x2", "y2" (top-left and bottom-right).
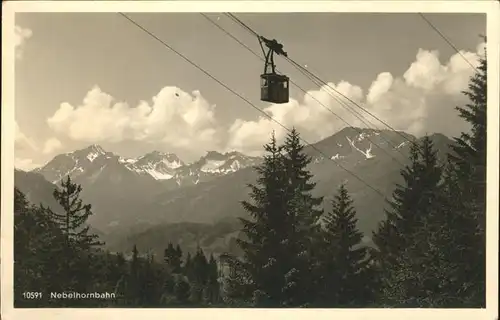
[{"x1": 13, "y1": 12, "x2": 486, "y2": 170}]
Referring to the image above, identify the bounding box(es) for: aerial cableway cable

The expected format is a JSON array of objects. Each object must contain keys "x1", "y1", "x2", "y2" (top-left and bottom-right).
[
  {"x1": 418, "y1": 12, "x2": 480, "y2": 72},
  {"x1": 225, "y1": 13, "x2": 414, "y2": 153},
  {"x1": 224, "y1": 13, "x2": 412, "y2": 159},
  {"x1": 201, "y1": 13, "x2": 407, "y2": 167},
  {"x1": 117, "y1": 12, "x2": 388, "y2": 199},
  {"x1": 225, "y1": 13, "x2": 442, "y2": 159}
]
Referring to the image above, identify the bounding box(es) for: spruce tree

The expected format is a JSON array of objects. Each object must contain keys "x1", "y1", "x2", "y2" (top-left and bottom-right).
[
  {"x1": 140, "y1": 253, "x2": 163, "y2": 306},
  {"x1": 204, "y1": 254, "x2": 221, "y2": 304},
  {"x1": 232, "y1": 129, "x2": 323, "y2": 307},
  {"x1": 445, "y1": 51, "x2": 487, "y2": 306},
  {"x1": 42, "y1": 176, "x2": 102, "y2": 294},
  {"x1": 49, "y1": 176, "x2": 103, "y2": 251},
  {"x1": 392, "y1": 52, "x2": 489, "y2": 308},
  {"x1": 280, "y1": 128, "x2": 324, "y2": 306},
  {"x1": 222, "y1": 255, "x2": 255, "y2": 306},
  {"x1": 164, "y1": 243, "x2": 182, "y2": 273},
  {"x1": 127, "y1": 244, "x2": 141, "y2": 306},
  {"x1": 14, "y1": 188, "x2": 64, "y2": 306},
  {"x1": 317, "y1": 183, "x2": 370, "y2": 307},
  {"x1": 373, "y1": 136, "x2": 443, "y2": 305},
  {"x1": 184, "y1": 252, "x2": 193, "y2": 277},
  {"x1": 175, "y1": 244, "x2": 183, "y2": 272},
  {"x1": 190, "y1": 247, "x2": 209, "y2": 303},
  {"x1": 234, "y1": 132, "x2": 290, "y2": 306}
]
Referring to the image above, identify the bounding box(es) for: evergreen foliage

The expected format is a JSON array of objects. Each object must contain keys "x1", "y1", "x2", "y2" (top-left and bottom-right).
[
  {"x1": 445, "y1": 53, "x2": 487, "y2": 306},
  {"x1": 372, "y1": 136, "x2": 444, "y2": 306},
  {"x1": 316, "y1": 183, "x2": 372, "y2": 307}
]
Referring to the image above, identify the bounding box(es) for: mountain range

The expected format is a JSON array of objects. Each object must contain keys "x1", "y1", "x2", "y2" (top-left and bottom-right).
[{"x1": 14, "y1": 127, "x2": 455, "y2": 256}]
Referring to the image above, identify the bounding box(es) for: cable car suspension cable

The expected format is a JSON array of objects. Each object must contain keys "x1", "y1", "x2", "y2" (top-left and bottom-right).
[
  {"x1": 201, "y1": 13, "x2": 407, "y2": 166},
  {"x1": 223, "y1": 13, "x2": 412, "y2": 159},
  {"x1": 282, "y1": 56, "x2": 431, "y2": 159},
  {"x1": 118, "y1": 12, "x2": 387, "y2": 199},
  {"x1": 418, "y1": 13, "x2": 479, "y2": 72},
  {"x1": 225, "y1": 13, "x2": 375, "y2": 124},
  {"x1": 224, "y1": 14, "x2": 432, "y2": 159}
]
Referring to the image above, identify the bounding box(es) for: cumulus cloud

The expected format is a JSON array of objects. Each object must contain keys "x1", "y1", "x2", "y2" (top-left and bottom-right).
[
  {"x1": 14, "y1": 122, "x2": 39, "y2": 171},
  {"x1": 47, "y1": 86, "x2": 222, "y2": 155},
  {"x1": 43, "y1": 137, "x2": 63, "y2": 155},
  {"x1": 227, "y1": 42, "x2": 485, "y2": 155},
  {"x1": 227, "y1": 80, "x2": 366, "y2": 155},
  {"x1": 14, "y1": 25, "x2": 32, "y2": 59},
  {"x1": 45, "y1": 43, "x2": 485, "y2": 158},
  {"x1": 15, "y1": 121, "x2": 37, "y2": 152},
  {"x1": 14, "y1": 158, "x2": 40, "y2": 172}
]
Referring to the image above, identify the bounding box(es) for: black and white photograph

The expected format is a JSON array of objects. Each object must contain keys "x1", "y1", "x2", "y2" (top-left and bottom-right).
[{"x1": 2, "y1": 1, "x2": 499, "y2": 319}]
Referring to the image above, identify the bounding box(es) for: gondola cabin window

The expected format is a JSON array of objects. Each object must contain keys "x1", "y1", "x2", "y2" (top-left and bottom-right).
[{"x1": 260, "y1": 73, "x2": 289, "y2": 104}]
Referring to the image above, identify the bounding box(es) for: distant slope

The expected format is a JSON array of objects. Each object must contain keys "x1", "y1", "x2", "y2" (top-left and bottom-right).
[
  {"x1": 32, "y1": 145, "x2": 262, "y2": 233},
  {"x1": 137, "y1": 130, "x2": 454, "y2": 235},
  {"x1": 20, "y1": 127, "x2": 454, "y2": 243},
  {"x1": 14, "y1": 169, "x2": 62, "y2": 211},
  {"x1": 14, "y1": 169, "x2": 106, "y2": 241},
  {"x1": 108, "y1": 130, "x2": 455, "y2": 257},
  {"x1": 108, "y1": 217, "x2": 244, "y2": 258}
]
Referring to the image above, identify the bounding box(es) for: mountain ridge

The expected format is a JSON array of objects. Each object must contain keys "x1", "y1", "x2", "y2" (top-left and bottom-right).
[
  {"x1": 32, "y1": 144, "x2": 261, "y2": 187},
  {"x1": 15, "y1": 127, "x2": 455, "y2": 244}
]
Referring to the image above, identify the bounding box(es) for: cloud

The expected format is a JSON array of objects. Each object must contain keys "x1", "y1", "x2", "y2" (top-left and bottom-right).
[
  {"x1": 227, "y1": 80, "x2": 366, "y2": 155},
  {"x1": 45, "y1": 43, "x2": 485, "y2": 158},
  {"x1": 227, "y1": 42, "x2": 485, "y2": 155},
  {"x1": 15, "y1": 121, "x2": 38, "y2": 152},
  {"x1": 14, "y1": 25, "x2": 32, "y2": 59},
  {"x1": 15, "y1": 122, "x2": 40, "y2": 171},
  {"x1": 43, "y1": 137, "x2": 63, "y2": 155},
  {"x1": 47, "y1": 86, "x2": 222, "y2": 155},
  {"x1": 14, "y1": 158, "x2": 40, "y2": 172}
]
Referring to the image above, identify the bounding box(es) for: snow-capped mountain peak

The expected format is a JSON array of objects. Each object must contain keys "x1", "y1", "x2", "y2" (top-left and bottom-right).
[
  {"x1": 33, "y1": 144, "x2": 115, "y2": 183},
  {"x1": 306, "y1": 126, "x2": 414, "y2": 164},
  {"x1": 35, "y1": 145, "x2": 259, "y2": 186},
  {"x1": 83, "y1": 144, "x2": 107, "y2": 162},
  {"x1": 125, "y1": 151, "x2": 185, "y2": 180},
  {"x1": 196, "y1": 150, "x2": 259, "y2": 174},
  {"x1": 139, "y1": 151, "x2": 184, "y2": 169},
  {"x1": 169, "y1": 150, "x2": 261, "y2": 186}
]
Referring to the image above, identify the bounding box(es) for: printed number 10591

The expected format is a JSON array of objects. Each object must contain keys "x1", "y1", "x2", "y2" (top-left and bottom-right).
[{"x1": 22, "y1": 292, "x2": 43, "y2": 299}]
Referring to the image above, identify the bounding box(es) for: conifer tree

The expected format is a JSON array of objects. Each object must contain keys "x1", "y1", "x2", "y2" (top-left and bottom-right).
[
  {"x1": 14, "y1": 188, "x2": 64, "y2": 306},
  {"x1": 140, "y1": 253, "x2": 163, "y2": 306},
  {"x1": 48, "y1": 176, "x2": 103, "y2": 251},
  {"x1": 44, "y1": 177, "x2": 103, "y2": 295},
  {"x1": 164, "y1": 243, "x2": 175, "y2": 262},
  {"x1": 232, "y1": 129, "x2": 323, "y2": 307},
  {"x1": 164, "y1": 242, "x2": 182, "y2": 273},
  {"x1": 204, "y1": 254, "x2": 221, "y2": 304},
  {"x1": 234, "y1": 132, "x2": 290, "y2": 306},
  {"x1": 190, "y1": 247, "x2": 209, "y2": 303},
  {"x1": 184, "y1": 252, "x2": 193, "y2": 277},
  {"x1": 176, "y1": 244, "x2": 183, "y2": 261},
  {"x1": 280, "y1": 128, "x2": 324, "y2": 306},
  {"x1": 387, "y1": 52, "x2": 489, "y2": 308},
  {"x1": 317, "y1": 183, "x2": 370, "y2": 307},
  {"x1": 222, "y1": 255, "x2": 255, "y2": 306},
  {"x1": 126, "y1": 244, "x2": 141, "y2": 305},
  {"x1": 373, "y1": 136, "x2": 444, "y2": 305},
  {"x1": 445, "y1": 51, "x2": 487, "y2": 306}
]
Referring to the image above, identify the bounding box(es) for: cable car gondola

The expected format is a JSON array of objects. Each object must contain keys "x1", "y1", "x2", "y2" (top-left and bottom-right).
[{"x1": 259, "y1": 36, "x2": 289, "y2": 104}]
